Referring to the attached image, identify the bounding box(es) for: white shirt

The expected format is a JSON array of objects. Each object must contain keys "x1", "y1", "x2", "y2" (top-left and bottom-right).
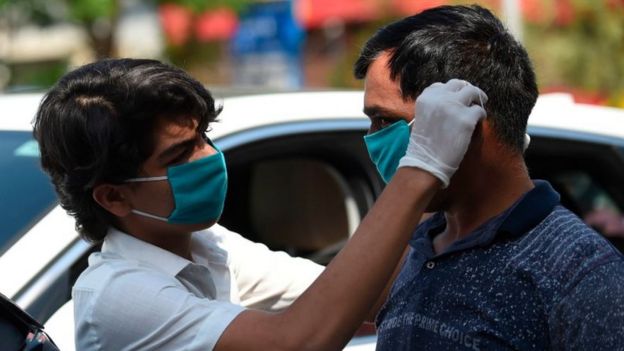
[{"x1": 73, "y1": 224, "x2": 324, "y2": 351}]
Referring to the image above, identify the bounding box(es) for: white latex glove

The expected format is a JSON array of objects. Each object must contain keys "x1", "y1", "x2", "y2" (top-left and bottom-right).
[{"x1": 398, "y1": 79, "x2": 488, "y2": 188}]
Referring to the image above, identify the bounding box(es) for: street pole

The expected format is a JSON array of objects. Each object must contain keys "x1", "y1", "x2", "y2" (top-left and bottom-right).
[{"x1": 502, "y1": 0, "x2": 523, "y2": 42}]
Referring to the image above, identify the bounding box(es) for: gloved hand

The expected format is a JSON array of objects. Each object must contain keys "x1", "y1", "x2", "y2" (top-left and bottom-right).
[{"x1": 398, "y1": 79, "x2": 488, "y2": 188}]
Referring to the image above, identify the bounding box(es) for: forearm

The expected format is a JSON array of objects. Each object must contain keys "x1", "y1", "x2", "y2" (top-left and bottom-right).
[
  {"x1": 278, "y1": 168, "x2": 439, "y2": 350},
  {"x1": 215, "y1": 168, "x2": 438, "y2": 351},
  {"x1": 365, "y1": 246, "x2": 410, "y2": 323}
]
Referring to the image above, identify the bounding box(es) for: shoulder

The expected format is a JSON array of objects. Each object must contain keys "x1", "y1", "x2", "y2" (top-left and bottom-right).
[
  {"x1": 506, "y1": 206, "x2": 624, "y2": 302},
  {"x1": 548, "y1": 259, "x2": 624, "y2": 348},
  {"x1": 74, "y1": 251, "x2": 179, "y2": 293},
  {"x1": 73, "y1": 252, "x2": 185, "y2": 321},
  {"x1": 73, "y1": 251, "x2": 245, "y2": 350},
  {"x1": 515, "y1": 206, "x2": 621, "y2": 267}
]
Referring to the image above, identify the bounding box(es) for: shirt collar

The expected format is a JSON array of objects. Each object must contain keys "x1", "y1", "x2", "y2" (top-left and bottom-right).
[
  {"x1": 410, "y1": 180, "x2": 561, "y2": 254},
  {"x1": 102, "y1": 227, "x2": 192, "y2": 277},
  {"x1": 497, "y1": 180, "x2": 561, "y2": 238}
]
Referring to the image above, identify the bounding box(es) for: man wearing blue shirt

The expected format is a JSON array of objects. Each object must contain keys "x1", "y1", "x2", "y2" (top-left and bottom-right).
[{"x1": 355, "y1": 5, "x2": 624, "y2": 350}]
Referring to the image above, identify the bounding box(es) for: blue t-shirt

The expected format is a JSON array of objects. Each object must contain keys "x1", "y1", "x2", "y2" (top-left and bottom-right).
[{"x1": 376, "y1": 181, "x2": 624, "y2": 350}]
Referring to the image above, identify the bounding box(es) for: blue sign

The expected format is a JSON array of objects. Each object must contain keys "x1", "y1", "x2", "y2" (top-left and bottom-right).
[{"x1": 231, "y1": 0, "x2": 305, "y2": 88}]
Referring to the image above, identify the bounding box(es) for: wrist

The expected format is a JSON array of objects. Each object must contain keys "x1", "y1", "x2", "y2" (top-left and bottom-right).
[
  {"x1": 391, "y1": 167, "x2": 442, "y2": 192},
  {"x1": 398, "y1": 156, "x2": 454, "y2": 188}
]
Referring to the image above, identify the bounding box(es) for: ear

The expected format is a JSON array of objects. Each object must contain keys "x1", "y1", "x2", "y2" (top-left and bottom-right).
[
  {"x1": 461, "y1": 119, "x2": 487, "y2": 162},
  {"x1": 92, "y1": 184, "x2": 132, "y2": 217},
  {"x1": 478, "y1": 118, "x2": 495, "y2": 145}
]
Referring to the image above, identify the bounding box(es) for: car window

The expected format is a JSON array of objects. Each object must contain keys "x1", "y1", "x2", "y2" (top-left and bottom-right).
[
  {"x1": 556, "y1": 171, "x2": 621, "y2": 215},
  {"x1": 220, "y1": 129, "x2": 378, "y2": 265},
  {"x1": 526, "y1": 134, "x2": 624, "y2": 251},
  {"x1": 248, "y1": 158, "x2": 358, "y2": 263},
  {"x1": 0, "y1": 131, "x2": 57, "y2": 254},
  {"x1": 554, "y1": 171, "x2": 624, "y2": 244}
]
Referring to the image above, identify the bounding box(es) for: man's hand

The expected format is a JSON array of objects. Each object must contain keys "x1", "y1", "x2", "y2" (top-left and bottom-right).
[{"x1": 398, "y1": 79, "x2": 488, "y2": 187}]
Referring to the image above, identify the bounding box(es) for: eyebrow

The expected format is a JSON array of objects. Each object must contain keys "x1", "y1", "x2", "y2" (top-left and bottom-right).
[
  {"x1": 156, "y1": 137, "x2": 197, "y2": 164},
  {"x1": 363, "y1": 105, "x2": 403, "y2": 119}
]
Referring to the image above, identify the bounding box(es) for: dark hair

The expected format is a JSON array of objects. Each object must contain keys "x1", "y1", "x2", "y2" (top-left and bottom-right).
[
  {"x1": 33, "y1": 58, "x2": 221, "y2": 242},
  {"x1": 354, "y1": 5, "x2": 538, "y2": 152}
]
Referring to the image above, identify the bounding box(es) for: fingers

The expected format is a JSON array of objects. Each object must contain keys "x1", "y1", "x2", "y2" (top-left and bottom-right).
[
  {"x1": 444, "y1": 79, "x2": 468, "y2": 91},
  {"x1": 402, "y1": 80, "x2": 490, "y2": 187},
  {"x1": 455, "y1": 84, "x2": 488, "y2": 107},
  {"x1": 464, "y1": 104, "x2": 487, "y2": 124},
  {"x1": 426, "y1": 79, "x2": 488, "y2": 108}
]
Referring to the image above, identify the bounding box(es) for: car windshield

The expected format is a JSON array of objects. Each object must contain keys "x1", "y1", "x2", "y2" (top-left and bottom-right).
[{"x1": 0, "y1": 131, "x2": 57, "y2": 254}]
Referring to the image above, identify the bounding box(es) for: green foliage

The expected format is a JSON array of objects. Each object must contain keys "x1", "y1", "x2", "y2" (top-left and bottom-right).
[
  {"x1": 67, "y1": 0, "x2": 117, "y2": 23},
  {"x1": 156, "y1": 0, "x2": 253, "y2": 13},
  {"x1": 0, "y1": 0, "x2": 62, "y2": 26},
  {"x1": 8, "y1": 60, "x2": 68, "y2": 90},
  {"x1": 2, "y1": 0, "x2": 622, "y2": 104},
  {"x1": 524, "y1": 0, "x2": 624, "y2": 105}
]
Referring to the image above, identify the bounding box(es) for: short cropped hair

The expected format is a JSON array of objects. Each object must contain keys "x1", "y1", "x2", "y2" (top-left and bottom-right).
[
  {"x1": 33, "y1": 59, "x2": 221, "y2": 242},
  {"x1": 354, "y1": 5, "x2": 538, "y2": 152}
]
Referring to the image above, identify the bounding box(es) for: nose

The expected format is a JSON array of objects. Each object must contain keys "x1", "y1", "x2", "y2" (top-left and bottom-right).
[{"x1": 190, "y1": 138, "x2": 217, "y2": 162}]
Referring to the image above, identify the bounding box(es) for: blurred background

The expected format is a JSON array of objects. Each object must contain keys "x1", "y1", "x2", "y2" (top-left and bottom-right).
[{"x1": 0, "y1": 0, "x2": 622, "y2": 107}]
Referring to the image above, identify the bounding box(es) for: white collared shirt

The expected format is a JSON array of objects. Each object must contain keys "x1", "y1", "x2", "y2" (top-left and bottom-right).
[{"x1": 73, "y1": 224, "x2": 323, "y2": 351}]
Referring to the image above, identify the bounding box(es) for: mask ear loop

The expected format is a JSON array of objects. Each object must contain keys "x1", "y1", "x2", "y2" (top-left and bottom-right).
[
  {"x1": 131, "y1": 209, "x2": 169, "y2": 222},
  {"x1": 125, "y1": 176, "x2": 168, "y2": 183}
]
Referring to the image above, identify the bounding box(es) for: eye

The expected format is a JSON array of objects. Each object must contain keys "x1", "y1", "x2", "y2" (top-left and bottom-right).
[
  {"x1": 378, "y1": 117, "x2": 394, "y2": 129},
  {"x1": 369, "y1": 116, "x2": 396, "y2": 133},
  {"x1": 169, "y1": 148, "x2": 193, "y2": 166}
]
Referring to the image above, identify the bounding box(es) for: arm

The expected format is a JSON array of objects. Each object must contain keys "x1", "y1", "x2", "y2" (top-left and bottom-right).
[
  {"x1": 366, "y1": 214, "x2": 431, "y2": 323},
  {"x1": 365, "y1": 246, "x2": 410, "y2": 323},
  {"x1": 217, "y1": 169, "x2": 438, "y2": 351},
  {"x1": 215, "y1": 80, "x2": 488, "y2": 351}
]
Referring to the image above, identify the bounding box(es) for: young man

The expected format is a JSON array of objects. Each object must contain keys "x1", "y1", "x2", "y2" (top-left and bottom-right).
[
  {"x1": 33, "y1": 59, "x2": 486, "y2": 350},
  {"x1": 355, "y1": 5, "x2": 624, "y2": 350}
]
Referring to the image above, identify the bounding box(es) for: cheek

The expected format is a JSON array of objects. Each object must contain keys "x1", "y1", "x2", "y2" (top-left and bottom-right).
[
  {"x1": 158, "y1": 184, "x2": 176, "y2": 212},
  {"x1": 134, "y1": 181, "x2": 176, "y2": 215}
]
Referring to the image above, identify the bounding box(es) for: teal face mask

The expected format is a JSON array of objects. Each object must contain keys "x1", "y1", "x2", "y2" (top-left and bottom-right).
[
  {"x1": 125, "y1": 144, "x2": 228, "y2": 224},
  {"x1": 363, "y1": 120, "x2": 412, "y2": 183}
]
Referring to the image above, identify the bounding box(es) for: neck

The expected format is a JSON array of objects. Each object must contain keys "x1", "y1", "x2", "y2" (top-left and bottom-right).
[
  {"x1": 434, "y1": 154, "x2": 534, "y2": 254},
  {"x1": 146, "y1": 232, "x2": 194, "y2": 261},
  {"x1": 119, "y1": 221, "x2": 194, "y2": 261}
]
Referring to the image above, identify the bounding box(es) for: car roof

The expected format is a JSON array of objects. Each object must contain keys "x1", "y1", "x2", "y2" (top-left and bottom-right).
[
  {"x1": 2, "y1": 91, "x2": 624, "y2": 140},
  {"x1": 0, "y1": 93, "x2": 43, "y2": 132}
]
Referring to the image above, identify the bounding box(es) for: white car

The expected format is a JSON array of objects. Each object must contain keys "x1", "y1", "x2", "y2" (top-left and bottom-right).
[{"x1": 1, "y1": 91, "x2": 624, "y2": 350}]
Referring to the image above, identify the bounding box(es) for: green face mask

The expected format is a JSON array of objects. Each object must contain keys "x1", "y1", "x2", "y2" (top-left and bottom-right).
[
  {"x1": 363, "y1": 120, "x2": 412, "y2": 183},
  {"x1": 125, "y1": 142, "x2": 228, "y2": 224}
]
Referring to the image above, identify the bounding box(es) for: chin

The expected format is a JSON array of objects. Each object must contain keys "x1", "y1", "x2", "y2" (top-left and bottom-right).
[
  {"x1": 176, "y1": 220, "x2": 217, "y2": 233},
  {"x1": 196, "y1": 220, "x2": 218, "y2": 231}
]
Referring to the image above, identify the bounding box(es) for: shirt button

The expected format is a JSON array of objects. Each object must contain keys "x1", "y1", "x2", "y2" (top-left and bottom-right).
[{"x1": 425, "y1": 261, "x2": 435, "y2": 269}]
